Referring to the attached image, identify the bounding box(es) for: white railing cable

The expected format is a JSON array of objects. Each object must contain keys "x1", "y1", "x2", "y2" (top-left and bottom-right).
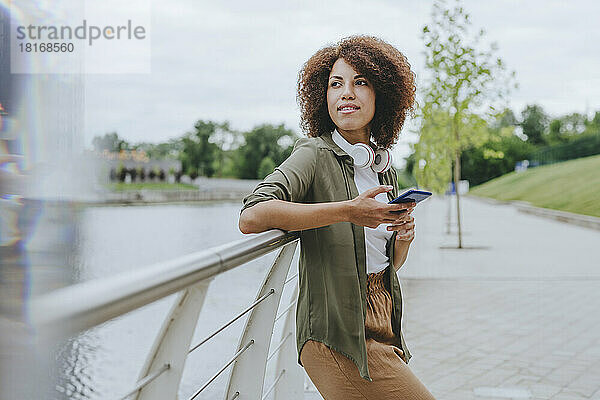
[
  {"x1": 188, "y1": 339, "x2": 254, "y2": 400},
  {"x1": 273, "y1": 283, "x2": 304, "y2": 400},
  {"x1": 261, "y1": 369, "x2": 286, "y2": 400},
  {"x1": 188, "y1": 289, "x2": 275, "y2": 355},
  {"x1": 284, "y1": 273, "x2": 298, "y2": 285},
  {"x1": 117, "y1": 363, "x2": 170, "y2": 400},
  {"x1": 31, "y1": 230, "x2": 299, "y2": 336},
  {"x1": 29, "y1": 229, "x2": 304, "y2": 400},
  {"x1": 266, "y1": 332, "x2": 293, "y2": 362},
  {"x1": 273, "y1": 299, "x2": 297, "y2": 323},
  {"x1": 223, "y1": 242, "x2": 298, "y2": 400}
]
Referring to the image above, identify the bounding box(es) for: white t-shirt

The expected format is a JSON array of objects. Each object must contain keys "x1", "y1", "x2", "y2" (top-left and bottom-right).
[{"x1": 332, "y1": 129, "x2": 392, "y2": 274}]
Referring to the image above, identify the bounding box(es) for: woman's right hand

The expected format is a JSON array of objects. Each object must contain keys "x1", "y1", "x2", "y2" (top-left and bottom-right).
[{"x1": 347, "y1": 185, "x2": 415, "y2": 229}]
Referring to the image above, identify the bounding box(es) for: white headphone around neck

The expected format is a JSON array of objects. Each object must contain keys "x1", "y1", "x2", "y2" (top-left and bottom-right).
[{"x1": 347, "y1": 142, "x2": 393, "y2": 173}]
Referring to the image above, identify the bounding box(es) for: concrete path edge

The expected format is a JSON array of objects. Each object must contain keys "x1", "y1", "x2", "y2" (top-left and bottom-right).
[{"x1": 465, "y1": 194, "x2": 600, "y2": 231}]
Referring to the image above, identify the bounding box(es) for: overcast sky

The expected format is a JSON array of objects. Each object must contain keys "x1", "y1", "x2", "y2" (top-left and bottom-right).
[{"x1": 82, "y1": 0, "x2": 600, "y2": 167}]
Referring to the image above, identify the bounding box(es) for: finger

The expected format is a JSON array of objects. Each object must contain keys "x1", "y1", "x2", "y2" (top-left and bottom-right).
[
  {"x1": 388, "y1": 221, "x2": 408, "y2": 229},
  {"x1": 366, "y1": 185, "x2": 394, "y2": 198},
  {"x1": 392, "y1": 221, "x2": 415, "y2": 229},
  {"x1": 391, "y1": 215, "x2": 411, "y2": 224},
  {"x1": 388, "y1": 225, "x2": 409, "y2": 233},
  {"x1": 404, "y1": 216, "x2": 415, "y2": 224},
  {"x1": 390, "y1": 203, "x2": 411, "y2": 212},
  {"x1": 388, "y1": 223, "x2": 414, "y2": 233},
  {"x1": 396, "y1": 231, "x2": 415, "y2": 241},
  {"x1": 389, "y1": 209, "x2": 408, "y2": 215},
  {"x1": 398, "y1": 215, "x2": 414, "y2": 222}
]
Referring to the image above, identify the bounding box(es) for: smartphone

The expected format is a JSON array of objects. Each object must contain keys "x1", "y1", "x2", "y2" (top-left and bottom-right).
[{"x1": 388, "y1": 189, "x2": 432, "y2": 213}]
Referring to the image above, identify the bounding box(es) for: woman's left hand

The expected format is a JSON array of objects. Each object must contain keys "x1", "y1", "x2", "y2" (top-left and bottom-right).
[{"x1": 386, "y1": 203, "x2": 415, "y2": 242}]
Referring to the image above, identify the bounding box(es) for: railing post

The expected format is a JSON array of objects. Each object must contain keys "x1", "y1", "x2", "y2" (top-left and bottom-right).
[
  {"x1": 223, "y1": 241, "x2": 298, "y2": 400},
  {"x1": 274, "y1": 283, "x2": 304, "y2": 400},
  {"x1": 132, "y1": 278, "x2": 213, "y2": 400}
]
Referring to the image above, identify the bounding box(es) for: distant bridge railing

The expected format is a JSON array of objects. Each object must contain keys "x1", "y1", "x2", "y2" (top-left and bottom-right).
[{"x1": 31, "y1": 229, "x2": 304, "y2": 400}]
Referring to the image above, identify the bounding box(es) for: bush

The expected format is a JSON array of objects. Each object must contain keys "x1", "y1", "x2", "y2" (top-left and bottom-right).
[
  {"x1": 129, "y1": 167, "x2": 137, "y2": 182},
  {"x1": 461, "y1": 135, "x2": 536, "y2": 186},
  {"x1": 188, "y1": 166, "x2": 198, "y2": 180},
  {"x1": 116, "y1": 163, "x2": 127, "y2": 182}
]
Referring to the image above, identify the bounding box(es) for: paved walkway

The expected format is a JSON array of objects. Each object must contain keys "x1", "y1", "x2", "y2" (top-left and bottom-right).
[{"x1": 305, "y1": 195, "x2": 600, "y2": 399}]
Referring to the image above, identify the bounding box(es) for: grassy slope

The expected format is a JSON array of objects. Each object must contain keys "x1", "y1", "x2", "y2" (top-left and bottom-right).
[{"x1": 469, "y1": 154, "x2": 600, "y2": 217}]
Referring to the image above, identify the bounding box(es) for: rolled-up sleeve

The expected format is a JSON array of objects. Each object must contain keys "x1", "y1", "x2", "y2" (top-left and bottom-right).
[{"x1": 240, "y1": 137, "x2": 317, "y2": 215}]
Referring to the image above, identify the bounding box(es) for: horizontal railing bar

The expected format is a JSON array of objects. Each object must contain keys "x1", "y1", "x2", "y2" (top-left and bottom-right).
[
  {"x1": 188, "y1": 289, "x2": 275, "y2": 355},
  {"x1": 189, "y1": 339, "x2": 254, "y2": 400},
  {"x1": 117, "y1": 363, "x2": 170, "y2": 400},
  {"x1": 266, "y1": 332, "x2": 292, "y2": 362},
  {"x1": 274, "y1": 299, "x2": 297, "y2": 323},
  {"x1": 31, "y1": 230, "x2": 299, "y2": 336},
  {"x1": 284, "y1": 273, "x2": 298, "y2": 285},
  {"x1": 261, "y1": 369, "x2": 285, "y2": 400}
]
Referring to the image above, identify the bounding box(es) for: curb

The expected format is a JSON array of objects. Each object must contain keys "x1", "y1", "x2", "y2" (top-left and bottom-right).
[{"x1": 465, "y1": 194, "x2": 600, "y2": 231}]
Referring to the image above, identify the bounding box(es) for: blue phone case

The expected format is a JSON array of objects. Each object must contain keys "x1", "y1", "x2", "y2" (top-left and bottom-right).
[{"x1": 388, "y1": 189, "x2": 432, "y2": 205}]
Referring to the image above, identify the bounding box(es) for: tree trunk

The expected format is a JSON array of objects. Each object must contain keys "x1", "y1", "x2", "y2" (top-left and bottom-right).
[{"x1": 454, "y1": 149, "x2": 463, "y2": 248}]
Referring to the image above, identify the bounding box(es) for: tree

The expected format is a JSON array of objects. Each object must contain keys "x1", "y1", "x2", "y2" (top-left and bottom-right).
[
  {"x1": 460, "y1": 108, "x2": 533, "y2": 185},
  {"x1": 207, "y1": 121, "x2": 244, "y2": 177},
  {"x1": 547, "y1": 111, "x2": 595, "y2": 145},
  {"x1": 236, "y1": 123, "x2": 296, "y2": 179},
  {"x1": 560, "y1": 112, "x2": 588, "y2": 135},
  {"x1": 591, "y1": 111, "x2": 600, "y2": 134},
  {"x1": 492, "y1": 108, "x2": 518, "y2": 130},
  {"x1": 180, "y1": 120, "x2": 224, "y2": 178},
  {"x1": 520, "y1": 104, "x2": 549, "y2": 145},
  {"x1": 92, "y1": 132, "x2": 129, "y2": 152},
  {"x1": 133, "y1": 138, "x2": 183, "y2": 160},
  {"x1": 548, "y1": 119, "x2": 564, "y2": 145},
  {"x1": 258, "y1": 156, "x2": 276, "y2": 179},
  {"x1": 414, "y1": 0, "x2": 517, "y2": 248}
]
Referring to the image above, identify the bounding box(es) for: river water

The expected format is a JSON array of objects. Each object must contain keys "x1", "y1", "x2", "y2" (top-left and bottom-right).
[{"x1": 53, "y1": 201, "x2": 297, "y2": 400}]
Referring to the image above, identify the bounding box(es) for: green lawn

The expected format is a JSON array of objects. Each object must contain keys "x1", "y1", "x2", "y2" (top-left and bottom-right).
[
  {"x1": 106, "y1": 182, "x2": 198, "y2": 191},
  {"x1": 469, "y1": 154, "x2": 600, "y2": 217}
]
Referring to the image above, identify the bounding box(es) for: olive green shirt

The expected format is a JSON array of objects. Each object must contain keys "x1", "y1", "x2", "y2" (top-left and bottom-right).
[{"x1": 240, "y1": 130, "x2": 412, "y2": 382}]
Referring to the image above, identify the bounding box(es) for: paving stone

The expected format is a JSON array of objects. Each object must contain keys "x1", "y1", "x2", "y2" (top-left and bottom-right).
[
  {"x1": 528, "y1": 383, "x2": 563, "y2": 398},
  {"x1": 379, "y1": 197, "x2": 600, "y2": 398}
]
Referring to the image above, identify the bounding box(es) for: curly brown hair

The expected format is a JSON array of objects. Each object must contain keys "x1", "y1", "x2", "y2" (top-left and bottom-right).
[{"x1": 296, "y1": 35, "x2": 417, "y2": 149}]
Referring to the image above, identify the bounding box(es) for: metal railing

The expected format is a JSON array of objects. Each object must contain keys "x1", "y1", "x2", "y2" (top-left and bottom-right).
[{"x1": 30, "y1": 229, "x2": 304, "y2": 400}]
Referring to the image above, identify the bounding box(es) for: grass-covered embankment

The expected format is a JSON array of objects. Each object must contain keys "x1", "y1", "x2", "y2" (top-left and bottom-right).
[{"x1": 469, "y1": 154, "x2": 600, "y2": 217}]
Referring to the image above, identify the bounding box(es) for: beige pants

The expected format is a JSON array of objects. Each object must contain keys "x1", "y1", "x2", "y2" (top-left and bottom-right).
[{"x1": 300, "y1": 268, "x2": 436, "y2": 399}]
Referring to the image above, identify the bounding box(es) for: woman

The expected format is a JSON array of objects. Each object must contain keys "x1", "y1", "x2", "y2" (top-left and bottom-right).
[{"x1": 239, "y1": 35, "x2": 435, "y2": 399}]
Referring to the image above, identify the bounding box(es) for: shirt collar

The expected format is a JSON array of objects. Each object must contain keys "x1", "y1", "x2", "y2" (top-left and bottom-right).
[
  {"x1": 331, "y1": 129, "x2": 356, "y2": 159},
  {"x1": 327, "y1": 128, "x2": 377, "y2": 163},
  {"x1": 319, "y1": 129, "x2": 350, "y2": 159},
  {"x1": 319, "y1": 129, "x2": 380, "y2": 169}
]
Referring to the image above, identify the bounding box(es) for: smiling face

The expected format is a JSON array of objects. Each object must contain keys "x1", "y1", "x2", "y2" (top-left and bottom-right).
[{"x1": 327, "y1": 58, "x2": 376, "y2": 141}]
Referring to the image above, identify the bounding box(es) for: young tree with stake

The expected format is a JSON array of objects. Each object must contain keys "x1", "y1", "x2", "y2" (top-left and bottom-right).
[{"x1": 414, "y1": 0, "x2": 517, "y2": 248}]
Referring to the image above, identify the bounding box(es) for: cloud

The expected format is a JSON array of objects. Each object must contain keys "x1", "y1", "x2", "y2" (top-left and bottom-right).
[{"x1": 83, "y1": 0, "x2": 600, "y2": 168}]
